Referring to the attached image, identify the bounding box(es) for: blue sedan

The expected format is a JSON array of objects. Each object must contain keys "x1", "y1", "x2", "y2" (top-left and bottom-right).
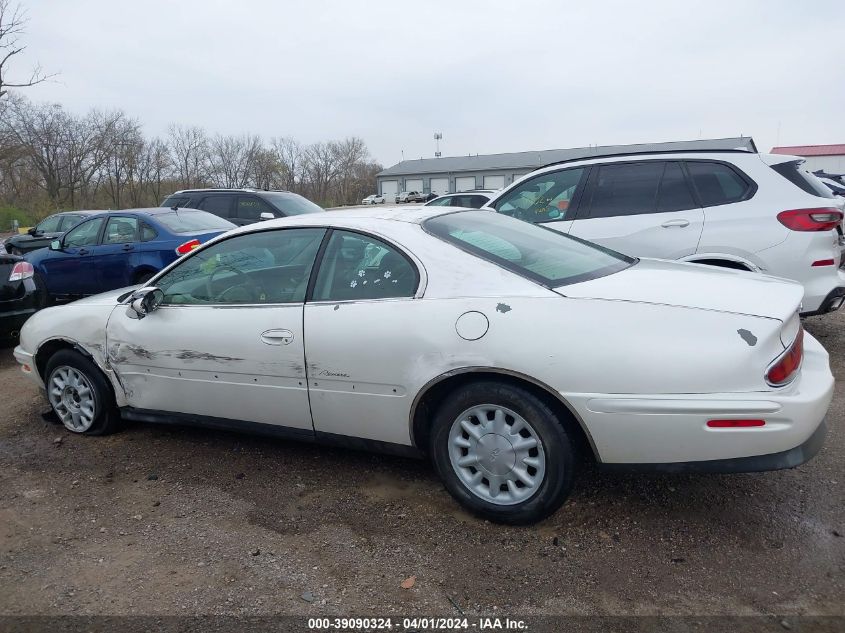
[{"x1": 27, "y1": 208, "x2": 235, "y2": 302}]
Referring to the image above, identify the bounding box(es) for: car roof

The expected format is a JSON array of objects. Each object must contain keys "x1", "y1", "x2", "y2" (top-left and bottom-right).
[
  {"x1": 226, "y1": 205, "x2": 457, "y2": 235},
  {"x1": 168, "y1": 188, "x2": 295, "y2": 195}
]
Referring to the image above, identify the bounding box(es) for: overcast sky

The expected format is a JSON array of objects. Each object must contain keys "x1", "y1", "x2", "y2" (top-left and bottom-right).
[{"x1": 12, "y1": 0, "x2": 845, "y2": 167}]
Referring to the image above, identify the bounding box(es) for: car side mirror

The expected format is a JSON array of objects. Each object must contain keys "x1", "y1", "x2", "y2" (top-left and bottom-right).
[
  {"x1": 49, "y1": 239, "x2": 62, "y2": 251},
  {"x1": 28, "y1": 227, "x2": 38, "y2": 236},
  {"x1": 259, "y1": 212, "x2": 275, "y2": 221},
  {"x1": 127, "y1": 287, "x2": 164, "y2": 320}
]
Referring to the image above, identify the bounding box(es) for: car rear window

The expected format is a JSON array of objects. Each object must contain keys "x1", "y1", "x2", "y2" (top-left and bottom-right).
[
  {"x1": 262, "y1": 192, "x2": 324, "y2": 216},
  {"x1": 424, "y1": 210, "x2": 634, "y2": 287},
  {"x1": 154, "y1": 211, "x2": 235, "y2": 233},
  {"x1": 770, "y1": 160, "x2": 834, "y2": 198}
]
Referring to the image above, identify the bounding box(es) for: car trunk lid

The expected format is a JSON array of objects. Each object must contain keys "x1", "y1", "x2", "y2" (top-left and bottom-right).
[
  {"x1": 0, "y1": 254, "x2": 21, "y2": 301},
  {"x1": 558, "y1": 258, "x2": 804, "y2": 321}
]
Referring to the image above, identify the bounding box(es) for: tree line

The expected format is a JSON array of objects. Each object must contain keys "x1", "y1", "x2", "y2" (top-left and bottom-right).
[{"x1": 0, "y1": 93, "x2": 383, "y2": 222}]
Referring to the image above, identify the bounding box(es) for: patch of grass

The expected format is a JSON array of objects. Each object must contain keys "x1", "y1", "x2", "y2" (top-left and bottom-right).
[{"x1": 0, "y1": 206, "x2": 36, "y2": 232}]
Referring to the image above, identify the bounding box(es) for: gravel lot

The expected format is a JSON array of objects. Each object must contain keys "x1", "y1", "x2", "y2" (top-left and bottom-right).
[{"x1": 0, "y1": 312, "x2": 842, "y2": 618}]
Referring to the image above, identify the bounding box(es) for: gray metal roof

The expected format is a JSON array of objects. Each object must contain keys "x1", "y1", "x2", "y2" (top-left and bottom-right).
[{"x1": 378, "y1": 137, "x2": 757, "y2": 177}]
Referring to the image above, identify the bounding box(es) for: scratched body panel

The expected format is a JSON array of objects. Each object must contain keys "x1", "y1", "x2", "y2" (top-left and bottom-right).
[{"x1": 106, "y1": 303, "x2": 312, "y2": 429}]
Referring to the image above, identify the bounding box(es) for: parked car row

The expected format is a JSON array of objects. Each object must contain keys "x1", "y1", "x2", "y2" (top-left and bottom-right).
[{"x1": 395, "y1": 191, "x2": 437, "y2": 203}]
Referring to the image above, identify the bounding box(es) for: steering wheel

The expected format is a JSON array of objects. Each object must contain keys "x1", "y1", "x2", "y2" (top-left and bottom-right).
[{"x1": 205, "y1": 265, "x2": 258, "y2": 303}]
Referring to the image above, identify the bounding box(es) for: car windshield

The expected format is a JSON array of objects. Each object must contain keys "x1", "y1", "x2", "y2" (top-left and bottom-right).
[
  {"x1": 154, "y1": 210, "x2": 235, "y2": 233},
  {"x1": 262, "y1": 192, "x2": 324, "y2": 215},
  {"x1": 424, "y1": 210, "x2": 634, "y2": 287}
]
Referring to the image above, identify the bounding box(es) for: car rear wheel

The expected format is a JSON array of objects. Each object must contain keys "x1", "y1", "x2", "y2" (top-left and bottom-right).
[
  {"x1": 45, "y1": 349, "x2": 120, "y2": 436},
  {"x1": 430, "y1": 380, "x2": 576, "y2": 524}
]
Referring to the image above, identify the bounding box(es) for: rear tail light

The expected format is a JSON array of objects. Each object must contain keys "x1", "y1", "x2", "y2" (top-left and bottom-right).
[
  {"x1": 766, "y1": 325, "x2": 804, "y2": 387},
  {"x1": 8, "y1": 261, "x2": 34, "y2": 282},
  {"x1": 175, "y1": 239, "x2": 201, "y2": 256},
  {"x1": 777, "y1": 208, "x2": 843, "y2": 232},
  {"x1": 811, "y1": 259, "x2": 835, "y2": 267}
]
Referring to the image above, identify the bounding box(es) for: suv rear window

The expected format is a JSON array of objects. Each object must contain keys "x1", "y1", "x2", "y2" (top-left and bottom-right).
[
  {"x1": 262, "y1": 192, "x2": 324, "y2": 216},
  {"x1": 685, "y1": 162, "x2": 752, "y2": 206},
  {"x1": 161, "y1": 196, "x2": 191, "y2": 208},
  {"x1": 424, "y1": 210, "x2": 633, "y2": 287},
  {"x1": 155, "y1": 211, "x2": 235, "y2": 233},
  {"x1": 770, "y1": 160, "x2": 834, "y2": 199}
]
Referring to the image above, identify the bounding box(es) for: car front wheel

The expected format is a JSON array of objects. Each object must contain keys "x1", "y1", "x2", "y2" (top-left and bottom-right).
[
  {"x1": 430, "y1": 380, "x2": 576, "y2": 524},
  {"x1": 45, "y1": 349, "x2": 120, "y2": 435}
]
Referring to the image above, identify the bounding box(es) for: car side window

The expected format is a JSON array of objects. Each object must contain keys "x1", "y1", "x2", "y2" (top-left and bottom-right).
[
  {"x1": 584, "y1": 162, "x2": 664, "y2": 219},
  {"x1": 197, "y1": 195, "x2": 234, "y2": 218},
  {"x1": 493, "y1": 167, "x2": 585, "y2": 223},
  {"x1": 64, "y1": 218, "x2": 104, "y2": 247},
  {"x1": 140, "y1": 223, "x2": 158, "y2": 242},
  {"x1": 685, "y1": 161, "x2": 750, "y2": 207},
  {"x1": 656, "y1": 162, "x2": 697, "y2": 212},
  {"x1": 103, "y1": 217, "x2": 139, "y2": 244},
  {"x1": 155, "y1": 228, "x2": 326, "y2": 305},
  {"x1": 37, "y1": 214, "x2": 63, "y2": 233},
  {"x1": 237, "y1": 196, "x2": 276, "y2": 220},
  {"x1": 427, "y1": 197, "x2": 453, "y2": 207},
  {"x1": 312, "y1": 230, "x2": 418, "y2": 302},
  {"x1": 59, "y1": 214, "x2": 84, "y2": 231},
  {"x1": 469, "y1": 196, "x2": 489, "y2": 208}
]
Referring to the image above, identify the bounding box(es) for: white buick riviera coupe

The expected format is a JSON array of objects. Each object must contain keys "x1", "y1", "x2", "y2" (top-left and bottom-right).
[{"x1": 15, "y1": 207, "x2": 834, "y2": 523}]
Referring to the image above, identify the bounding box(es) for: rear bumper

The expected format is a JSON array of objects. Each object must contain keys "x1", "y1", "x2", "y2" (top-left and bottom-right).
[
  {"x1": 801, "y1": 285, "x2": 845, "y2": 317},
  {"x1": 565, "y1": 332, "x2": 834, "y2": 468},
  {"x1": 600, "y1": 419, "x2": 827, "y2": 473},
  {"x1": 0, "y1": 279, "x2": 41, "y2": 339}
]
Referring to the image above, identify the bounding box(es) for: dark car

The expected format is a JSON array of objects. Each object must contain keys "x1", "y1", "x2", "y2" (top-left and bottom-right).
[
  {"x1": 27, "y1": 208, "x2": 235, "y2": 302},
  {"x1": 161, "y1": 188, "x2": 324, "y2": 226},
  {"x1": 4, "y1": 211, "x2": 99, "y2": 255},
  {"x1": 0, "y1": 252, "x2": 46, "y2": 341}
]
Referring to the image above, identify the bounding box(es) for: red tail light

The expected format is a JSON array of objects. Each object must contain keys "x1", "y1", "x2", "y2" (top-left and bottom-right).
[
  {"x1": 766, "y1": 325, "x2": 804, "y2": 387},
  {"x1": 8, "y1": 261, "x2": 34, "y2": 282},
  {"x1": 707, "y1": 419, "x2": 766, "y2": 428},
  {"x1": 777, "y1": 208, "x2": 843, "y2": 231},
  {"x1": 175, "y1": 239, "x2": 201, "y2": 256}
]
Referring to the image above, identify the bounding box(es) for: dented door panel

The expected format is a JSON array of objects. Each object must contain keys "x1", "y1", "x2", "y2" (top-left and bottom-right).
[{"x1": 106, "y1": 303, "x2": 312, "y2": 430}]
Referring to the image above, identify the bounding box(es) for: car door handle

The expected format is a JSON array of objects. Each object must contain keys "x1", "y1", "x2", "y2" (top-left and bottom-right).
[
  {"x1": 122, "y1": 244, "x2": 134, "y2": 251},
  {"x1": 78, "y1": 248, "x2": 89, "y2": 255},
  {"x1": 661, "y1": 219, "x2": 690, "y2": 228},
  {"x1": 260, "y1": 329, "x2": 294, "y2": 345}
]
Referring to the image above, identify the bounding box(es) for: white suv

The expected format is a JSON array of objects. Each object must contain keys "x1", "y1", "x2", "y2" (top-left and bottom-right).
[{"x1": 484, "y1": 150, "x2": 845, "y2": 315}]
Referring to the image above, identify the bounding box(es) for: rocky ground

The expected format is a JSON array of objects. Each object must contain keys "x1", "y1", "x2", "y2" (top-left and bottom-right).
[{"x1": 0, "y1": 313, "x2": 842, "y2": 618}]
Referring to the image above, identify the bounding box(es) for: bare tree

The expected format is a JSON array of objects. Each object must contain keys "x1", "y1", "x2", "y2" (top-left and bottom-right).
[
  {"x1": 0, "y1": 0, "x2": 54, "y2": 98},
  {"x1": 168, "y1": 124, "x2": 209, "y2": 189},
  {"x1": 268, "y1": 137, "x2": 304, "y2": 191},
  {"x1": 209, "y1": 133, "x2": 261, "y2": 188}
]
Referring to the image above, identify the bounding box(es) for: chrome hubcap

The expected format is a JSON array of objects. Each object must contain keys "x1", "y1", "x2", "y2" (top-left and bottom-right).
[
  {"x1": 448, "y1": 404, "x2": 546, "y2": 505},
  {"x1": 48, "y1": 366, "x2": 97, "y2": 433}
]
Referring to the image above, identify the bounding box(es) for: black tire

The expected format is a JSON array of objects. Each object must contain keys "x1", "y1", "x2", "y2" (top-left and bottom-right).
[
  {"x1": 44, "y1": 349, "x2": 120, "y2": 436},
  {"x1": 430, "y1": 380, "x2": 576, "y2": 525},
  {"x1": 134, "y1": 271, "x2": 154, "y2": 285}
]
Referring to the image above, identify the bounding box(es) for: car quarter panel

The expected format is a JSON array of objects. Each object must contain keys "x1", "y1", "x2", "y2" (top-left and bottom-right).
[{"x1": 304, "y1": 295, "x2": 789, "y2": 449}]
